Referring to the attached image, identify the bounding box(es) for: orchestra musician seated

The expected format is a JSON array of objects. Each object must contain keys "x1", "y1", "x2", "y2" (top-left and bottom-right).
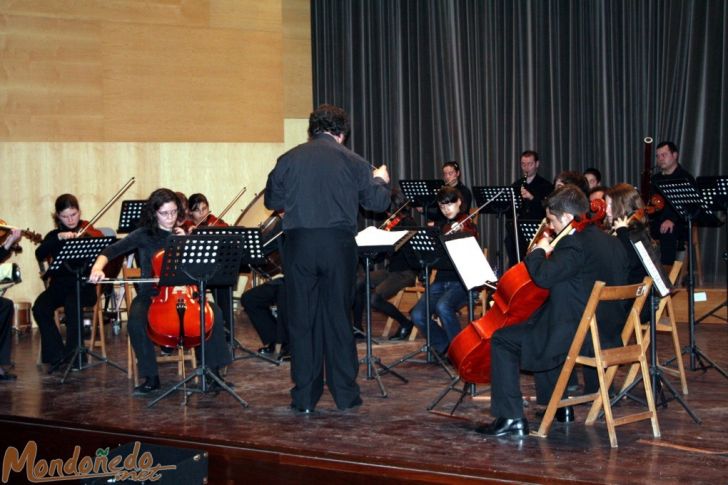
[
  {"x1": 33, "y1": 194, "x2": 103, "y2": 372},
  {"x1": 0, "y1": 228, "x2": 22, "y2": 380},
  {"x1": 88, "y1": 188, "x2": 232, "y2": 396},
  {"x1": 475, "y1": 185, "x2": 630, "y2": 437},
  {"x1": 410, "y1": 186, "x2": 477, "y2": 358}
]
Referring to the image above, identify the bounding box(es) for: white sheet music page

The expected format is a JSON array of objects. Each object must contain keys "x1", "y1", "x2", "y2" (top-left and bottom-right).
[
  {"x1": 355, "y1": 226, "x2": 410, "y2": 247},
  {"x1": 633, "y1": 240, "x2": 670, "y2": 297},
  {"x1": 444, "y1": 236, "x2": 498, "y2": 290}
]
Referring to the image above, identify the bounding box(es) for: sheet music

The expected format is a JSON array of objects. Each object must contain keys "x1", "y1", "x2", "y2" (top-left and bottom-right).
[
  {"x1": 443, "y1": 236, "x2": 498, "y2": 290},
  {"x1": 632, "y1": 240, "x2": 670, "y2": 297},
  {"x1": 355, "y1": 226, "x2": 410, "y2": 247}
]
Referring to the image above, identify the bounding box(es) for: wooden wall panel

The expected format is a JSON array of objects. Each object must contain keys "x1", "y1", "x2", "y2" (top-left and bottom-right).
[
  {"x1": 0, "y1": 0, "x2": 209, "y2": 27},
  {"x1": 102, "y1": 23, "x2": 282, "y2": 141},
  {"x1": 0, "y1": 14, "x2": 104, "y2": 140},
  {"x1": 283, "y1": 0, "x2": 312, "y2": 118}
]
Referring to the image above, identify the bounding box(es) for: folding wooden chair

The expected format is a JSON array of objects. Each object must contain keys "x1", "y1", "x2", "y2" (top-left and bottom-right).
[
  {"x1": 532, "y1": 277, "x2": 660, "y2": 448},
  {"x1": 122, "y1": 267, "x2": 196, "y2": 386},
  {"x1": 619, "y1": 261, "x2": 688, "y2": 395}
]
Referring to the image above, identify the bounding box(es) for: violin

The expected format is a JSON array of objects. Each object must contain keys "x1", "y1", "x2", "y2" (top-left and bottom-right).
[
  {"x1": 75, "y1": 220, "x2": 104, "y2": 238},
  {"x1": 448, "y1": 220, "x2": 575, "y2": 384},
  {"x1": 146, "y1": 249, "x2": 214, "y2": 348},
  {"x1": 0, "y1": 220, "x2": 42, "y2": 248},
  {"x1": 443, "y1": 212, "x2": 478, "y2": 237},
  {"x1": 379, "y1": 200, "x2": 411, "y2": 231}
]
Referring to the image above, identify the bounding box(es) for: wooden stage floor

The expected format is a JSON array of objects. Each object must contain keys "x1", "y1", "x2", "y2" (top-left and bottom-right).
[{"x1": 1, "y1": 309, "x2": 727, "y2": 484}]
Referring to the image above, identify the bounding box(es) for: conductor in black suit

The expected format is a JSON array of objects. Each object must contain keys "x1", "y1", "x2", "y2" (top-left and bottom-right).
[
  {"x1": 265, "y1": 104, "x2": 391, "y2": 413},
  {"x1": 476, "y1": 185, "x2": 630, "y2": 437}
]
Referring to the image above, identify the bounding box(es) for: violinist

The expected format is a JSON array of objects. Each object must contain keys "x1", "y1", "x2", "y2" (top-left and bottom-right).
[
  {"x1": 33, "y1": 194, "x2": 103, "y2": 371},
  {"x1": 187, "y1": 193, "x2": 227, "y2": 232},
  {"x1": 410, "y1": 187, "x2": 477, "y2": 357},
  {"x1": 423, "y1": 161, "x2": 473, "y2": 225},
  {"x1": 88, "y1": 189, "x2": 232, "y2": 395},
  {"x1": 0, "y1": 228, "x2": 22, "y2": 380},
  {"x1": 352, "y1": 190, "x2": 419, "y2": 340},
  {"x1": 475, "y1": 185, "x2": 630, "y2": 437}
]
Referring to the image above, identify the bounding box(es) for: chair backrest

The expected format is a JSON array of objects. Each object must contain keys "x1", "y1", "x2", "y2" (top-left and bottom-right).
[
  {"x1": 122, "y1": 267, "x2": 142, "y2": 309},
  {"x1": 652, "y1": 260, "x2": 682, "y2": 323}
]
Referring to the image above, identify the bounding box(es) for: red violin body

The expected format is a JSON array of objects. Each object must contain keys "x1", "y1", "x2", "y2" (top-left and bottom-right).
[
  {"x1": 146, "y1": 250, "x2": 214, "y2": 348},
  {"x1": 448, "y1": 262, "x2": 548, "y2": 383},
  {"x1": 443, "y1": 212, "x2": 478, "y2": 237}
]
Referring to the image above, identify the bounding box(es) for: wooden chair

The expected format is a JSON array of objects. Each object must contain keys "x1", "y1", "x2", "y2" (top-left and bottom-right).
[
  {"x1": 85, "y1": 284, "x2": 107, "y2": 358},
  {"x1": 619, "y1": 261, "x2": 688, "y2": 395},
  {"x1": 532, "y1": 277, "x2": 660, "y2": 448},
  {"x1": 381, "y1": 272, "x2": 437, "y2": 341},
  {"x1": 122, "y1": 267, "x2": 197, "y2": 386}
]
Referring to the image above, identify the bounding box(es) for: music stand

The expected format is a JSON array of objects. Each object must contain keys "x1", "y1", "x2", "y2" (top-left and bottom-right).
[
  {"x1": 191, "y1": 226, "x2": 279, "y2": 366},
  {"x1": 518, "y1": 219, "x2": 542, "y2": 247},
  {"x1": 399, "y1": 180, "x2": 442, "y2": 224},
  {"x1": 355, "y1": 226, "x2": 413, "y2": 397},
  {"x1": 612, "y1": 234, "x2": 701, "y2": 423},
  {"x1": 148, "y1": 234, "x2": 247, "y2": 408},
  {"x1": 44, "y1": 237, "x2": 126, "y2": 382},
  {"x1": 472, "y1": 186, "x2": 520, "y2": 272},
  {"x1": 695, "y1": 176, "x2": 727, "y2": 324},
  {"x1": 117, "y1": 200, "x2": 146, "y2": 234},
  {"x1": 653, "y1": 178, "x2": 727, "y2": 380},
  {"x1": 381, "y1": 228, "x2": 455, "y2": 379}
]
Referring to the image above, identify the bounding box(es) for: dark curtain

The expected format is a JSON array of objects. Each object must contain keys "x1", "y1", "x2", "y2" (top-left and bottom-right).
[{"x1": 312, "y1": 0, "x2": 727, "y2": 284}]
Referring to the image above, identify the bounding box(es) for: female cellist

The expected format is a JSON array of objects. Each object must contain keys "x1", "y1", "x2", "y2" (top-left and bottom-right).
[
  {"x1": 33, "y1": 194, "x2": 104, "y2": 371},
  {"x1": 410, "y1": 186, "x2": 477, "y2": 357},
  {"x1": 88, "y1": 188, "x2": 232, "y2": 395}
]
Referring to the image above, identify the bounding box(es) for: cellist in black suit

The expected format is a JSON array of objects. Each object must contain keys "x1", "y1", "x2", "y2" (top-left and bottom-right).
[{"x1": 476, "y1": 185, "x2": 630, "y2": 437}]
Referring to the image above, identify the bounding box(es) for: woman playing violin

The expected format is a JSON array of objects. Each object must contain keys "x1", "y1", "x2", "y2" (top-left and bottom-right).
[
  {"x1": 410, "y1": 187, "x2": 477, "y2": 356},
  {"x1": 88, "y1": 188, "x2": 232, "y2": 395},
  {"x1": 0, "y1": 228, "x2": 22, "y2": 380},
  {"x1": 33, "y1": 194, "x2": 103, "y2": 371},
  {"x1": 187, "y1": 193, "x2": 227, "y2": 231}
]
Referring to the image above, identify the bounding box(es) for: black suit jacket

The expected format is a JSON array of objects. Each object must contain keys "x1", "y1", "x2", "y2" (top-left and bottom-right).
[{"x1": 519, "y1": 224, "x2": 630, "y2": 372}]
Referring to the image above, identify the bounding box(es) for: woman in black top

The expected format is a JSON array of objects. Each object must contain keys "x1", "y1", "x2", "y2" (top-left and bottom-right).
[
  {"x1": 33, "y1": 194, "x2": 103, "y2": 370},
  {"x1": 88, "y1": 188, "x2": 232, "y2": 395}
]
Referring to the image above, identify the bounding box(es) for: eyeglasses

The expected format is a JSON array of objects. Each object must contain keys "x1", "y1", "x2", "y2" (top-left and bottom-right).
[{"x1": 157, "y1": 210, "x2": 178, "y2": 218}]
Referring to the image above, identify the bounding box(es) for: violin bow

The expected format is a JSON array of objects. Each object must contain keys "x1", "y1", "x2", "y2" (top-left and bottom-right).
[
  {"x1": 444, "y1": 188, "x2": 504, "y2": 236},
  {"x1": 77, "y1": 177, "x2": 135, "y2": 236},
  {"x1": 378, "y1": 200, "x2": 411, "y2": 229}
]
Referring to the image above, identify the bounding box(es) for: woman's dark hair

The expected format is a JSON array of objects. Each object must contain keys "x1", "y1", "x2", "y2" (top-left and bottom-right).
[
  {"x1": 188, "y1": 193, "x2": 209, "y2": 212},
  {"x1": 436, "y1": 186, "x2": 463, "y2": 205},
  {"x1": 307, "y1": 104, "x2": 350, "y2": 139},
  {"x1": 584, "y1": 167, "x2": 602, "y2": 183},
  {"x1": 139, "y1": 188, "x2": 182, "y2": 231},
  {"x1": 53, "y1": 194, "x2": 80, "y2": 227},
  {"x1": 607, "y1": 183, "x2": 646, "y2": 227}
]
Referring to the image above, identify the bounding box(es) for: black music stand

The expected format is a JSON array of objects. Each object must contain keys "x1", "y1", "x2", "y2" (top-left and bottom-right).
[
  {"x1": 44, "y1": 237, "x2": 126, "y2": 382},
  {"x1": 191, "y1": 226, "x2": 279, "y2": 366},
  {"x1": 612, "y1": 234, "x2": 700, "y2": 423},
  {"x1": 399, "y1": 180, "x2": 442, "y2": 224},
  {"x1": 148, "y1": 235, "x2": 248, "y2": 408},
  {"x1": 518, "y1": 219, "x2": 542, "y2": 248},
  {"x1": 381, "y1": 228, "x2": 455, "y2": 379},
  {"x1": 695, "y1": 175, "x2": 727, "y2": 324},
  {"x1": 653, "y1": 178, "x2": 727, "y2": 380},
  {"x1": 117, "y1": 200, "x2": 146, "y2": 234},
  {"x1": 356, "y1": 227, "x2": 413, "y2": 397},
  {"x1": 473, "y1": 186, "x2": 520, "y2": 272}
]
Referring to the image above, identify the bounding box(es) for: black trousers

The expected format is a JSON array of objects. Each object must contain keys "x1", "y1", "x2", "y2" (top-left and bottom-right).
[
  {"x1": 490, "y1": 323, "x2": 563, "y2": 419},
  {"x1": 352, "y1": 268, "x2": 416, "y2": 330},
  {"x1": 0, "y1": 297, "x2": 13, "y2": 365},
  {"x1": 33, "y1": 282, "x2": 97, "y2": 364},
  {"x1": 240, "y1": 279, "x2": 288, "y2": 347},
  {"x1": 283, "y1": 228, "x2": 360, "y2": 410},
  {"x1": 128, "y1": 295, "x2": 232, "y2": 379}
]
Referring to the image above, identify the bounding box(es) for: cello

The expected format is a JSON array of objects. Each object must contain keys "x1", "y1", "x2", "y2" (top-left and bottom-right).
[
  {"x1": 146, "y1": 249, "x2": 214, "y2": 348},
  {"x1": 448, "y1": 199, "x2": 606, "y2": 384}
]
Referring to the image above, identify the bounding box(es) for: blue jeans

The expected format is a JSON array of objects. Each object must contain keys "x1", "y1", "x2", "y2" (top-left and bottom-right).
[{"x1": 410, "y1": 280, "x2": 468, "y2": 353}]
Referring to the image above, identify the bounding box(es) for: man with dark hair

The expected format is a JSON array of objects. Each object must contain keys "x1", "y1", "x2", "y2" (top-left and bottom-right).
[
  {"x1": 265, "y1": 104, "x2": 391, "y2": 413},
  {"x1": 505, "y1": 150, "x2": 553, "y2": 267},
  {"x1": 476, "y1": 185, "x2": 629, "y2": 437},
  {"x1": 650, "y1": 140, "x2": 695, "y2": 265}
]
